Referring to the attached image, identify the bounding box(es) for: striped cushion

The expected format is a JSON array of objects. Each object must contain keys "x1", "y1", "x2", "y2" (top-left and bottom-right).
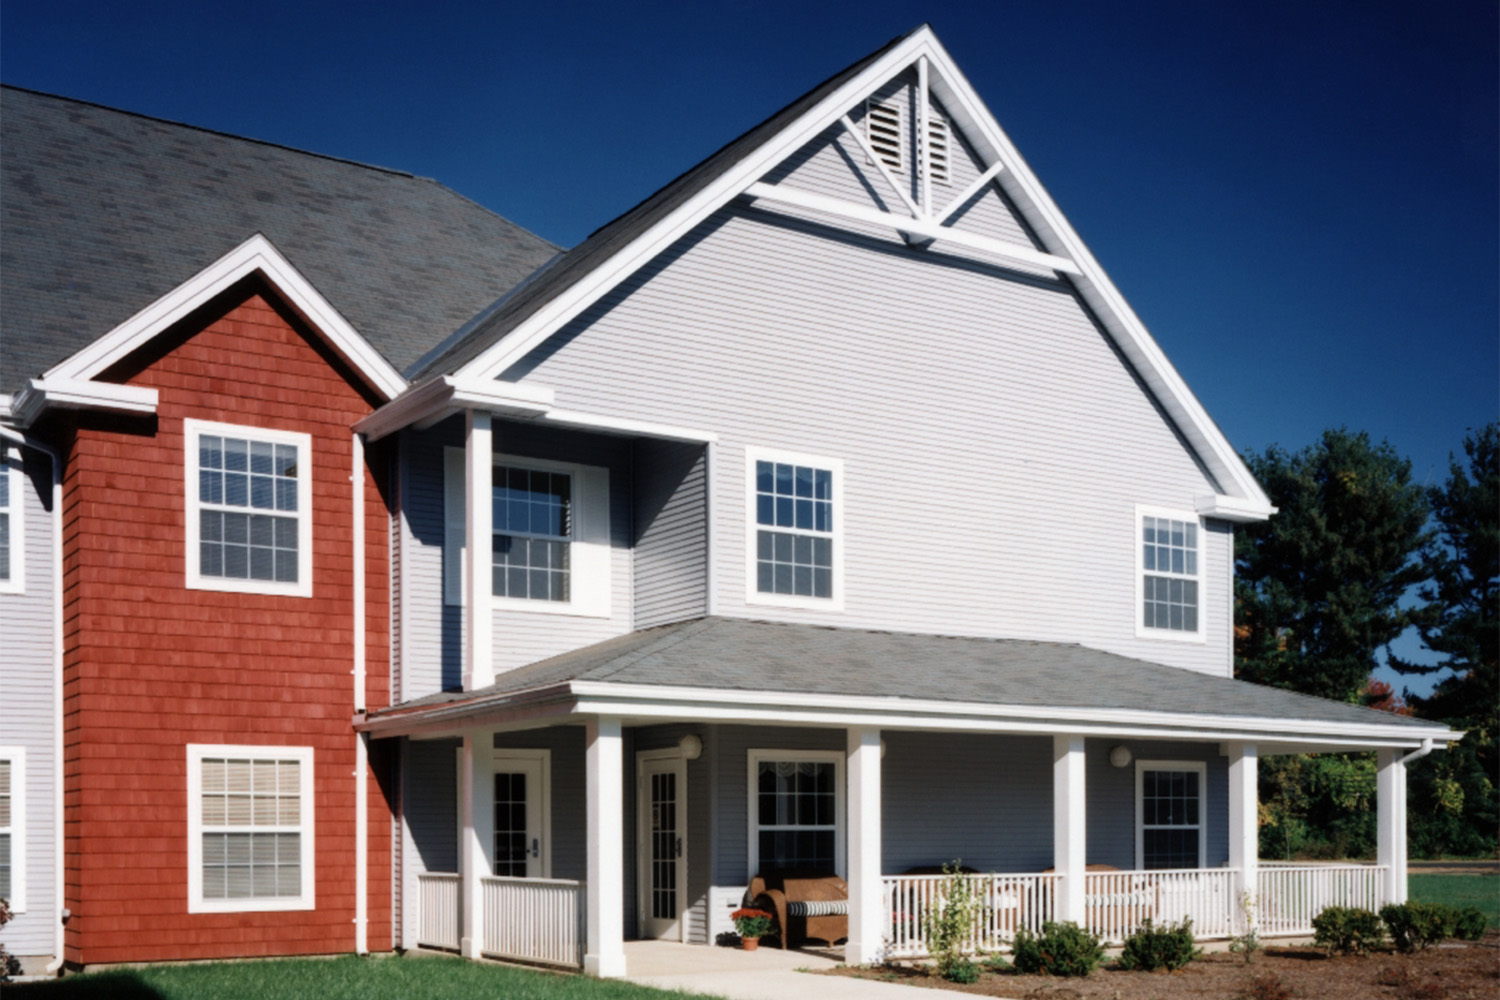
[{"x1": 787, "y1": 899, "x2": 848, "y2": 917}]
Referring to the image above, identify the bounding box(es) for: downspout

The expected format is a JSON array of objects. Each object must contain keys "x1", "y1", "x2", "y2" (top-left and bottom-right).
[
  {"x1": 0, "y1": 427, "x2": 67, "y2": 974},
  {"x1": 1398, "y1": 739, "x2": 1435, "y2": 766},
  {"x1": 351, "y1": 432, "x2": 368, "y2": 954}
]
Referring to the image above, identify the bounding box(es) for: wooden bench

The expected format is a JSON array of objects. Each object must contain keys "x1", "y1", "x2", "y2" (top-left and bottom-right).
[{"x1": 747, "y1": 873, "x2": 849, "y2": 948}]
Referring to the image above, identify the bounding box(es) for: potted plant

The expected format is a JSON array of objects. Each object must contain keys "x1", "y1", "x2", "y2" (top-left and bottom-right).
[{"x1": 730, "y1": 907, "x2": 775, "y2": 950}]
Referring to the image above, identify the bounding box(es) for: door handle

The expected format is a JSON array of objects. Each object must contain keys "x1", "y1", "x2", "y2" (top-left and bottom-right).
[
  {"x1": 675, "y1": 836, "x2": 683, "y2": 858},
  {"x1": 531, "y1": 838, "x2": 540, "y2": 858}
]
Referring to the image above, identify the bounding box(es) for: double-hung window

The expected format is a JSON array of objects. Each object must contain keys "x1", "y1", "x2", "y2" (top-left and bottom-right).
[
  {"x1": 747, "y1": 750, "x2": 844, "y2": 875},
  {"x1": 0, "y1": 747, "x2": 25, "y2": 910},
  {"x1": 1137, "y1": 507, "x2": 1203, "y2": 639},
  {"x1": 185, "y1": 420, "x2": 312, "y2": 597},
  {"x1": 187, "y1": 744, "x2": 314, "y2": 912},
  {"x1": 0, "y1": 448, "x2": 21, "y2": 594},
  {"x1": 492, "y1": 464, "x2": 571, "y2": 603},
  {"x1": 1136, "y1": 761, "x2": 1206, "y2": 870},
  {"x1": 747, "y1": 449, "x2": 842, "y2": 608}
]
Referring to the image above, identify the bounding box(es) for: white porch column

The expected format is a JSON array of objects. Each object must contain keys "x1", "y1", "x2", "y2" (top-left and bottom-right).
[
  {"x1": 1377, "y1": 748, "x2": 1408, "y2": 905},
  {"x1": 459, "y1": 730, "x2": 494, "y2": 959},
  {"x1": 1226, "y1": 741, "x2": 1259, "y2": 931},
  {"x1": 1053, "y1": 735, "x2": 1086, "y2": 924},
  {"x1": 584, "y1": 716, "x2": 626, "y2": 978},
  {"x1": 463, "y1": 410, "x2": 493, "y2": 691},
  {"x1": 845, "y1": 726, "x2": 883, "y2": 965}
]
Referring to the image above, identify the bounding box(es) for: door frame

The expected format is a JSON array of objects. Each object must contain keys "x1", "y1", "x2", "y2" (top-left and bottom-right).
[
  {"x1": 636, "y1": 748, "x2": 689, "y2": 942},
  {"x1": 454, "y1": 746, "x2": 552, "y2": 878}
]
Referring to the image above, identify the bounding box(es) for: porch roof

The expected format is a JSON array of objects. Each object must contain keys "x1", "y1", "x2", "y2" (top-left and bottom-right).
[{"x1": 363, "y1": 617, "x2": 1457, "y2": 747}]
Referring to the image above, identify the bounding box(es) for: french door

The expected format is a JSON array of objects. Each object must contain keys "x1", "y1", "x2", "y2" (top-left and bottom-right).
[
  {"x1": 492, "y1": 753, "x2": 548, "y2": 878},
  {"x1": 637, "y1": 754, "x2": 687, "y2": 940}
]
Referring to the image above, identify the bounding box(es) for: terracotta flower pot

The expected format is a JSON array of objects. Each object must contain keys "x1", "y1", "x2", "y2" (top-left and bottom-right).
[{"x1": 742, "y1": 936, "x2": 760, "y2": 951}]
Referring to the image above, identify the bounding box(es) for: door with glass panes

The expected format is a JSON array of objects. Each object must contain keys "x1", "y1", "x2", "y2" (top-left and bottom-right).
[
  {"x1": 491, "y1": 752, "x2": 548, "y2": 878},
  {"x1": 637, "y1": 754, "x2": 687, "y2": 940}
]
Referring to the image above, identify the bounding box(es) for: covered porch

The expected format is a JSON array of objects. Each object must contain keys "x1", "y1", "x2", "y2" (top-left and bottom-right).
[{"x1": 358, "y1": 618, "x2": 1457, "y2": 975}]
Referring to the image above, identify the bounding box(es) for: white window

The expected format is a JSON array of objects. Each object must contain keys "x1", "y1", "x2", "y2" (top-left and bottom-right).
[
  {"x1": 1136, "y1": 506, "x2": 1204, "y2": 640},
  {"x1": 745, "y1": 448, "x2": 843, "y2": 610},
  {"x1": 0, "y1": 747, "x2": 26, "y2": 911},
  {"x1": 187, "y1": 744, "x2": 315, "y2": 912},
  {"x1": 0, "y1": 447, "x2": 23, "y2": 594},
  {"x1": 184, "y1": 420, "x2": 312, "y2": 597},
  {"x1": 1135, "y1": 760, "x2": 1207, "y2": 871},
  {"x1": 443, "y1": 449, "x2": 611, "y2": 617},
  {"x1": 746, "y1": 749, "x2": 844, "y2": 876}
]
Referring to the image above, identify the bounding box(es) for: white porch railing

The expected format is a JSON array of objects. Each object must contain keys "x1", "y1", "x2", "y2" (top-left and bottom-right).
[
  {"x1": 882, "y1": 873, "x2": 1061, "y2": 959},
  {"x1": 416, "y1": 872, "x2": 462, "y2": 950},
  {"x1": 1084, "y1": 868, "x2": 1239, "y2": 943},
  {"x1": 1257, "y1": 864, "x2": 1389, "y2": 936},
  {"x1": 480, "y1": 875, "x2": 587, "y2": 969}
]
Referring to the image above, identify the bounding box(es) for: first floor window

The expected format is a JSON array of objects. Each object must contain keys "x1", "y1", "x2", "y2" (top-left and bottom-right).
[
  {"x1": 0, "y1": 747, "x2": 25, "y2": 909},
  {"x1": 749, "y1": 751, "x2": 842, "y2": 874},
  {"x1": 1139, "y1": 509, "x2": 1201, "y2": 636},
  {"x1": 1137, "y1": 762, "x2": 1204, "y2": 870},
  {"x1": 188, "y1": 745, "x2": 314, "y2": 912}
]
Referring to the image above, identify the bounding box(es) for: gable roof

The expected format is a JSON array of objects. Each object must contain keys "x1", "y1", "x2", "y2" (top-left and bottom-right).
[
  {"x1": 0, "y1": 85, "x2": 561, "y2": 395},
  {"x1": 366, "y1": 616, "x2": 1451, "y2": 745},
  {"x1": 399, "y1": 25, "x2": 1273, "y2": 518}
]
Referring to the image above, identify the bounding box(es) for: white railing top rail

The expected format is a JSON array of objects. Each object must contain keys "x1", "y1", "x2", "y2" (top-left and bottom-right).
[
  {"x1": 1258, "y1": 861, "x2": 1386, "y2": 868},
  {"x1": 419, "y1": 871, "x2": 461, "y2": 879},
  {"x1": 479, "y1": 874, "x2": 583, "y2": 887}
]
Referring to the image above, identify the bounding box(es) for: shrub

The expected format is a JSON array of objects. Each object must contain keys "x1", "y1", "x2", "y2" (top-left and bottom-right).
[
  {"x1": 941, "y1": 958, "x2": 979, "y2": 983},
  {"x1": 1452, "y1": 905, "x2": 1488, "y2": 941},
  {"x1": 1312, "y1": 905, "x2": 1384, "y2": 955},
  {"x1": 1240, "y1": 973, "x2": 1294, "y2": 1000},
  {"x1": 0, "y1": 898, "x2": 18, "y2": 982},
  {"x1": 1382, "y1": 902, "x2": 1456, "y2": 953},
  {"x1": 1011, "y1": 921, "x2": 1104, "y2": 977},
  {"x1": 923, "y1": 862, "x2": 981, "y2": 981},
  {"x1": 1116, "y1": 917, "x2": 1200, "y2": 971},
  {"x1": 1230, "y1": 892, "x2": 1264, "y2": 964}
]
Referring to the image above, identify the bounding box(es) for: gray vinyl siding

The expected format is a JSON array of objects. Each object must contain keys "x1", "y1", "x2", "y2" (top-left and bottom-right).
[
  {"x1": 632, "y1": 440, "x2": 708, "y2": 628},
  {"x1": 501, "y1": 94, "x2": 1234, "y2": 676},
  {"x1": 404, "y1": 738, "x2": 459, "y2": 876},
  {"x1": 1086, "y1": 738, "x2": 1229, "y2": 870},
  {"x1": 397, "y1": 426, "x2": 461, "y2": 698},
  {"x1": 1, "y1": 450, "x2": 59, "y2": 959}
]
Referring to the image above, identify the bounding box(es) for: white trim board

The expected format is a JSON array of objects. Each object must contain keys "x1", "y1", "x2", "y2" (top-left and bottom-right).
[
  {"x1": 745, "y1": 748, "x2": 845, "y2": 880},
  {"x1": 0, "y1": 445, "x2": 24, "y2": 595}
]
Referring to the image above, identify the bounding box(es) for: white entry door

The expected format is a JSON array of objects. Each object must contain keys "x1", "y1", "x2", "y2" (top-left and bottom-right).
[
  {"x1": 638, "y1": 754, "x2": 687, "y2": 940},
  {"x1": 492, "y1": 752, "x2": 549, "y2": 878}
]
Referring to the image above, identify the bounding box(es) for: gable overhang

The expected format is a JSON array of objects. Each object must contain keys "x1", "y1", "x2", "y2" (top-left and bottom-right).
[
  {"x1": 10, "y1": 234, "x2": 407, "y2": 427},
  {"x1": 430, "y1": 26, "x2": 1274, "y2": 520},
  {"x1": 357, "y1": 677, "x2": 1459, "y2": 752}
]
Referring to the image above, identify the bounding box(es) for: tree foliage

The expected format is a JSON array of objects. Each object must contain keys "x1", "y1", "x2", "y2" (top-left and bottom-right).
[{"x1": 1235, "y1": 428, "x2": 1432, "y2": 701}]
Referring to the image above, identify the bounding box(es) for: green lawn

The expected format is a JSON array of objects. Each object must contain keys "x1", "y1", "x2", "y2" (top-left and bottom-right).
[
  {"x1": 9, "y1": 954, "x2": 721, "y2": 1000},
  {"x1": 1409, "y1": 873, "x2": 1500, "y2": 927}
]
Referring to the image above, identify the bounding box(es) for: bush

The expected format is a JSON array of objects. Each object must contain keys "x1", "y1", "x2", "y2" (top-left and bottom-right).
[
  {"x1": 1452, "y1": 905, "x2": 1488, "y2": 941},
  {"x1": 1312, "y1": 905, "x2": 1384, "y2": 955},
  {"x1": 1381, "y1": 902, "x2": 1456, "y2": 952},
  {"x1": 1239, "y1": 973, "x2": 1294, "y2": 1000},
  {"x1": 1011, "y1": 921, "x2": 1104, "y2": 977},
  {"x1": 1116, "y1": 917, "x2": 1200, "y2": 971},
  {"x1": 0, "y1": 898, "x2": 18, "y2": 982},
  {"x1": 942, "y1": 958, "x2": 979, "y2": 983},
  {"x1": 923, "y1": 862, "x2": 981, "y2": 981}
]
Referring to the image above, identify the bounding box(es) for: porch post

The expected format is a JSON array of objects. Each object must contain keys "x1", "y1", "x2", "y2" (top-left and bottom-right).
[
  {"x1": 1226, "y1": 741, "x2": 1259, "y2": 932},
  {"x1": 463, "y1": 409, "x2": 493, "y2": 691},
  {"x1": 1053, "y1": 735, "x2": 1086, "y2": 924},
  {"x1": 584, "y1": 716, "x2": 626, "y2": 977},
  {"x1": 459, "y1": 730, "x2": 494, "y2": 959},
  {"x1": 1377, "y1": 748, "x2": 1408, "y2": 905},
  {"x1": 845, "y1": 726, "x2": 883, "y2": 965}
]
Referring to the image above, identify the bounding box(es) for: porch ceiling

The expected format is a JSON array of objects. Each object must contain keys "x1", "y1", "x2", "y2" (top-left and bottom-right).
[{"x1": 360, "y1": 617, "x2": 1459, "y2": 748}]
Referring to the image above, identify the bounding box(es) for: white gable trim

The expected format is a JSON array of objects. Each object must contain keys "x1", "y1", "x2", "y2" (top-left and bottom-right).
[
  {"x1": 42, "y1": 233, "x2": 405, "y2": 401},
  {"x1": 445, "y1": 27, "x2": 1273, "y2": 518}
]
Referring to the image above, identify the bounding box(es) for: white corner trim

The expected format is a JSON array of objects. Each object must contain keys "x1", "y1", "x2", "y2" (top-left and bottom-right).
[
  {"x1": 0, "y1": 445, "x2": 24, "y2": 594},
  {"x1": 186, "y1": 743, "x2": 316, "y2": 914},
  {"x1": 1134, "y1": 504, "x2": 1207, "y2": 644},
  {"x1": 1196, "y1": 493, "x2": 1276, "y2": 523},
  {"x1": 10, "y1": 378, "x2": 158, "y2": 427},
  {"x1": 44, "y1": 233, "x2": 406, "y2": 401},
  {"x1": 1135, "y1": 759, "x2": 1209, "y2": 871},
  {"x1": 743, "y1": 446, "x2": 845, "y2": 612},
  {"x1": 745, "y1": 748, "x2": 845, "y2": 879},
  {"x1": 0, "y1": 745, "x2": 27, "y2": 912},
  {"x1": 183, "y1": 419, "x2": 314, "y2": 598}
]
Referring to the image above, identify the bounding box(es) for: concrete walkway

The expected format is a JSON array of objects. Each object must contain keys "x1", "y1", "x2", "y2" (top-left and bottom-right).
[{"x1": 622, "y1": 941, "x2": 953, "y2": 1000}]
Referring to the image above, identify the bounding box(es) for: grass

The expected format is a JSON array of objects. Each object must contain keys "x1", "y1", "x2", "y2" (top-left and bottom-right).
[
  {"x1": 1408, "y1": 873, "x2": 1500, "y2": 927},
  {"x1": 8, "y1": 953, "x2": 722, "y2": 1000}
]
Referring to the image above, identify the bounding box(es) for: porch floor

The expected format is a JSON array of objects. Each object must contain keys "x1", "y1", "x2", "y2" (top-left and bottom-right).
[{"x1": 623, "y1": 940, "x2": 936, "y2": 999}]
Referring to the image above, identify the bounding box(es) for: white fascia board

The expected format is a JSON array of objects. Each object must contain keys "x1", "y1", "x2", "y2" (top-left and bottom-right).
[
  {"x1": 1197, "y1": 493, "x2": 1277, "y2": 523},
  {"x1": 542, "y1": 409, "x2": 718, "y2": 444},
  {"x1": 45, "y1": 233, "x2": 406, "y2": 401},
  {"x1": 11, "y1": 378, "x2": 159, "y2": 426},
  {"x1": 354, "y1": 375, "x2": 555, "y2": 441}
]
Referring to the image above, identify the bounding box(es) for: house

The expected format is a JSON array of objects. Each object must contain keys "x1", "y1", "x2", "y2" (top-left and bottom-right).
[{"x1": 0, "y1": 25, "x2": 1459, "y2": 977}]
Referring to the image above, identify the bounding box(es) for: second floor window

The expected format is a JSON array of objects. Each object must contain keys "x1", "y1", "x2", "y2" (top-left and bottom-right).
[
  {"x1": 754, "y1": 459, "x2": 833, "y2": 599},
  {"x1": 1139, "y1": 509, "x2": 1202, "y2": 638},
  {"x1": 492, "y1": 465, "x2": 571, "y2": 602}
]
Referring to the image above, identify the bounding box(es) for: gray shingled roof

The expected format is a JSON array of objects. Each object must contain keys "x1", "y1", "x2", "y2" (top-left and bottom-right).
[
  {"x1": 0, "y1": 86, "x2": 561, "y2": 395},
  {"x1": 375, "y1": 616, "x2": 1440, "y2": 733},
  {"x1": 405, "y1": 28, "x2": 919, "y2": 381}
]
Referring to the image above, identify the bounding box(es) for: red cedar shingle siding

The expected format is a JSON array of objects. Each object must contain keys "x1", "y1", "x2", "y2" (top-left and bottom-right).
[{"x1": 62, "y1": 289, "x2": 392, "y2": 964}]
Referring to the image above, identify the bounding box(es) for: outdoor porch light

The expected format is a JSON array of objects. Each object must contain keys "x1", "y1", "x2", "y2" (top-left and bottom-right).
[
  {"x1": 678, "y1": 733, "x2": 703, "y2": 760},
  {"x1": 1109, "y1": 745, "x2": 1132, "y2": 768}
]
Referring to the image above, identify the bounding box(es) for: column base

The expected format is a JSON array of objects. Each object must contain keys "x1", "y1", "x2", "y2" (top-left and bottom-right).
[
  {"x1": 461, "y1": 937, "x2": 482, "y2": 960},
  {"x1": 844, "y1": 939, "x2": 882, "y2": 966},
  {"x1": 584, "y1": 952, "x2": 628, "y2": 978}
]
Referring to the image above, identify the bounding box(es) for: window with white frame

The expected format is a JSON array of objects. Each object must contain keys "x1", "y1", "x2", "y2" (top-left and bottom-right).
[
  {"x1": 443, "y1": 449, "x2": 611, "y2": 616},
  {"x1": 0, "y1": 448, "x2": 22, "y2": 594},
  {"x1": 1136, "y1": 761, "x2": 1206, "y2": 870},
  {"x1": 185, "y1": 420, "x2": 312, "y2": 597},
  {"x1": 747, "y1": 450, "x2": 842, "y2": 607},
  {"x1": 0, "y1": 747, "x2": 25, "y2": 910},
  {"x1": 747, "y1": 750, "x2": 843, "y2": 875},
  {"x1": 1138, "y1": 508, "x2": 1202, "y2": 638},
  {"x1": 187, "y1": 745, "x2": 314, "y2": 912}
]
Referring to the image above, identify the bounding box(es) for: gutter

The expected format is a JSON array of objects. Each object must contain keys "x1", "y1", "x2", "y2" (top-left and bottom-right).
[
  {"x1": 0, "y1": 427, "x2": 67, "y2": 974},
  {"x1": 1398, "y1": 738, "x2": 1436, "y2": 766}
]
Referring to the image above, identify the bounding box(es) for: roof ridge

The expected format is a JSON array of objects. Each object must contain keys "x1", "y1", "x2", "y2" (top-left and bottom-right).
[{"x1": 0, "y1": 83, "x2": 420, "y2": 181}]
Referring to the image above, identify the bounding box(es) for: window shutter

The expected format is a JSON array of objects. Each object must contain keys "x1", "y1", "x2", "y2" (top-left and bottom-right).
[
  {"x1": 925, "y1": 114, "x2": 950, "y2": 184},
  {"x1": 865, "y1": 99, "x2": 903, "y2": 172},
  {"x1": 443, "y1": 447, "x2": 465, "y2": 606},
  {"x1": 569, "y1": 465, "x2": 612, "y2": 618}
]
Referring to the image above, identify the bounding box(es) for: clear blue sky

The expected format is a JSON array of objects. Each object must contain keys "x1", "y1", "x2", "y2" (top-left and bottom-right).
[{"x1": 5, "y1": 0, "x2": 1495, "y2": 690}]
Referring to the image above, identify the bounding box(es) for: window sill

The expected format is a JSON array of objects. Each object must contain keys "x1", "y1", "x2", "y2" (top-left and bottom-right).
[
  {"x1": 1135, "y1": 625, "x2": 1207, "y2": 644},
  {"x1": 188, "y1": 896, "x2": 316, "y2": 914},
  {"x1": 186, "y1": 575, "x2": 313, "y2": 599},
  {"x1": 745, "y1": 591, "x2": 845, "y2": 613}
]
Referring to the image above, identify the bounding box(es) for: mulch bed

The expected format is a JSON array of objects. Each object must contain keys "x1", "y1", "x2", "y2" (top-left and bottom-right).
[{"x1": 818, "y1": 932, "x2": 1500, "y2": 999}]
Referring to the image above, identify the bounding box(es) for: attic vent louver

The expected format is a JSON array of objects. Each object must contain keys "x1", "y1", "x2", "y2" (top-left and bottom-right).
[
  {"x1": 866, "y1": 99, "x2": 903, "y2": 172},
  {"x1": 925, "y1": 115, "x2": 950, "y2": 184}
]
